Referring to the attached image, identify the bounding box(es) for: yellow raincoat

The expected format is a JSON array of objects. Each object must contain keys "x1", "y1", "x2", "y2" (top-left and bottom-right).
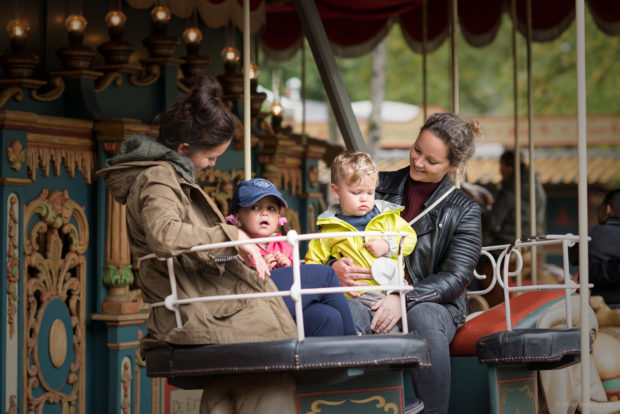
[{"x1": 305, "y1": 200, "x2": 417, "y2": 294}]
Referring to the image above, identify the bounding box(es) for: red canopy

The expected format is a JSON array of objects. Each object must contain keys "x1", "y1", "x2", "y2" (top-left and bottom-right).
[{"x1": 260, "y1": 0, "x2": 620, "y2": 60}]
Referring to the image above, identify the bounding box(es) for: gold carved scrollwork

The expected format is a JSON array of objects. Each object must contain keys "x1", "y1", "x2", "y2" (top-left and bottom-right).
[
  {"x1": 29, "y1": 76, "x2": 66, "y2": 102},
  {"x1": 94, "y1": 71, "x2": 123, "y2": 93},
  {"x1": 196, "y1": 168, "x2": 245, "y2": 216},
  {"x1": 129, "y1": 63, "x2": 161, "y2": 87},
  {"x1": 0, "y1": 87, "x2": 23, "y2": 108},
  {"x1": 306, "y1": 395, "x2": 398, "y2": 414},
  {"x1": 6, "y1": 194, "x2": 19, "y2": 339},
  {"x1": 23, "y1": 189, "x2": 88, "y2": 414}
]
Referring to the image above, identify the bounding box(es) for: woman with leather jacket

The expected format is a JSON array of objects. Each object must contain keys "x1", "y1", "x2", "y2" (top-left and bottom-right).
[{"x1": 332, "y1": 112, "x2": 483, "y2": 414}]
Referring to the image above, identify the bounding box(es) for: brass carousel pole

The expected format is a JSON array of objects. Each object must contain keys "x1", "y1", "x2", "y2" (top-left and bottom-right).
[
  {"x1": 510, "y1": 0, "x2": 522, "y2": 286},
  {"x1": 243, "y1": 0, "x2": 251, "y2": 180}
]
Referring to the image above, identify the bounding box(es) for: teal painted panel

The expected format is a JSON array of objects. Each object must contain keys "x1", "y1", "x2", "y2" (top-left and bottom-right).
[
  {"x1": 449, "y1": 356, "x2": 489, "y2": 414},
  {"x1": 296, "y1": 369, "x2": 404, "y2": 414},
  {"x1": 37, "y1": 299, "x2": 75, "y2": 391},
  {"x1": 488, "y1": 366, "x2": 537, "y2": 414}
]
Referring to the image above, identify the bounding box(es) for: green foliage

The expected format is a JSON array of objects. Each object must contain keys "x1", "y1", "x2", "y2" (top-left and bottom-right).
[{"x1": 259, "y1": 8, "x2": 619, "y2": 116}]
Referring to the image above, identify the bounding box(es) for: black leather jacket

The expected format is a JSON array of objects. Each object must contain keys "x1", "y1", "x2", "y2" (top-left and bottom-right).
[{"x1": 376, "y1": 167, "x2": 482, "y2": 324}]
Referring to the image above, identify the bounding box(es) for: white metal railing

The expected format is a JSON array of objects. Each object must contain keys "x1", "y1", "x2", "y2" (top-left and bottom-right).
[
  {"x1": 140, "y1": 230, "x2": 414, "y2": 341},
  {"x1": 467, "y1": 234, "x2": 593, "y2": 330}
]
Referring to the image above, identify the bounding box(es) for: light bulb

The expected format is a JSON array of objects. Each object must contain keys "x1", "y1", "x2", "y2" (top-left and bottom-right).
[
  {"x1": 246, "y1": 62, "x2": 259, "y2": 80},
  {"x1": 150, "y1": 5, "x2": 171, "y2": 23},
  {"x1": 65, "y1": 14, "x2": 87, "y2": 33},
  {"x1": 221, "y1": 46, "x2": 240, "y2": 63},
  {"x1": 7, "y1": 19, "x2": 29, "y2": 39},
  {"x1": 272, "y1": 103, "x2": 283, "y2": 117},
  {"x1": 182, "y1": 27, "x2": 202, "y2": 45},
  {"x1": 105, "y1": 10, "x2": 127, "y2": 28}
]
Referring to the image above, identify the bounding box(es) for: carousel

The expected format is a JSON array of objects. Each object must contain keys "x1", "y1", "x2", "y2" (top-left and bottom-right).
[{"x1": 1, "y1": 1, "x2": 620, "y2": 413}]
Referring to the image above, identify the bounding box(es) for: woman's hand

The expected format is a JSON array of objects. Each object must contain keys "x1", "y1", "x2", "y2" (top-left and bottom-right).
[
  {"x1": 237, "y1": 230, "x2": 270, "y2": 280},
  {"x1": 370, "y1": 294, "x2": 402, "y2": 333},
  {"x1": 331, "y1": 257, "x2": 372, "y2": 298}
]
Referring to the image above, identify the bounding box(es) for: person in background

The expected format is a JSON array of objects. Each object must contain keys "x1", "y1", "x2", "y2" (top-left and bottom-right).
[
  {"x1": 569, "y1": 188, "x2": 620, "y2": 307},
  {"x1": 484, "y1": 149, "x2": 547, "y2": 245},
  {"x1": 331, "y1": 113, "x2": 483, "y2": 414},
  {"x1": 304, "y1": 151, "x2": 417, "y2": 334}
]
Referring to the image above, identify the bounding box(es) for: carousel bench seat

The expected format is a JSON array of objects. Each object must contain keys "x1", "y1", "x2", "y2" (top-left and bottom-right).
[
  {"x1": 475, "y1": 328, "x2": 583, "y2": 370},
  {"x1": 145, "y1": 332, "x2": 431, "y2": 390}
]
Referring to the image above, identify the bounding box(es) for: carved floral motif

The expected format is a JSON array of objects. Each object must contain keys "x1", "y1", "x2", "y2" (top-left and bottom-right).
[
  {"x1": 6, "y1": 194, "x2": 19, "y2": 339},
  {"x1": 6, "y1": 140, "x2": 25, "y2": 171},
  {"x1": 23, "y1": 189, "x2": 88, "y2": 413}
]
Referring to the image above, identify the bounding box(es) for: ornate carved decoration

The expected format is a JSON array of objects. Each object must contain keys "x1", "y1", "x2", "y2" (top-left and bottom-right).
[
  {"x1": 121, "y1": 357, "x2": 132, "y2": 414},
  {"x1": 6, "y1": 193, "x2": 19, "y2": 339},
  {"x1": 6, "y1": 140, "x2": 25, "y2": 171},
  {"x1": 5, "y1": 395, "x2": 17, "y2": 414},
  {"x1": 29, "y1": 76, "x2": 66, "y2": 102},
  {"x1": 128, "y1": 63, "x2": 161, "y2": 87},
  {"x1": 308, "y1": 203, "x2": 316, "y2": 234},
  {"x1": 196, "y1": 168, "x2": 245, "y2": 217},
  {"x1": 0, "y1": 86, "x2": 23, "y2": 108},
  {"x1": 94, "y1": 71, "x2": 123, "y2": 93},
  {"x1": 23, "y1": 189, "x2": 88, "y2": 414},
  {"x1": 26, "y1": 143, "x2": 95, "y2": 184}
]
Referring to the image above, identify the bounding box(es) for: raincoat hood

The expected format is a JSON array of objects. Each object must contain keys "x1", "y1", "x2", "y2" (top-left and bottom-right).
[{"x1": 99, "y1": 134, "x2": 196, "y2": 204}]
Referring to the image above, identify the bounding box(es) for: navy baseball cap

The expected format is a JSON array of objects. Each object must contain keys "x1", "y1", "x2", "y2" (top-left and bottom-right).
[{"x1": 231, "y1": 178, "x2": 288, "y2": 212}]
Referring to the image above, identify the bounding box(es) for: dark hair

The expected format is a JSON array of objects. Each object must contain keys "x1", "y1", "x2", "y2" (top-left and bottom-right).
[
  {"x1": 419, "y1": 112, "x2": 480, "y2": 167},
  {"x1": 154, "y1": 76, "x2": 236, "y2": 153},
  {"x1": 603, "y1": 188, "x2": 620, "y2": 216},
  {"x1": 499, "y1": 149, "x2": 527, "y2": 171}
]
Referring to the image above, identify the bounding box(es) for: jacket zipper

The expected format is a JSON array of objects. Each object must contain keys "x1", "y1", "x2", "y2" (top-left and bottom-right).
[{"x1": 413, "y1": 291, "x2": 438, "y2": 302}]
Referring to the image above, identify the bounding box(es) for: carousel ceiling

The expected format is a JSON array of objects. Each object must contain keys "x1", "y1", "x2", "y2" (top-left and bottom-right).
[{"x1": 125, "y1": 0, "x2": 620, "y2": 60}]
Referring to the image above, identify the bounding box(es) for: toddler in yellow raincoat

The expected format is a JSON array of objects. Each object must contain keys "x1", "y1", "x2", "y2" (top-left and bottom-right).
[{"x1": 305, "y1": 151, "x2": 417, "y2": 329}]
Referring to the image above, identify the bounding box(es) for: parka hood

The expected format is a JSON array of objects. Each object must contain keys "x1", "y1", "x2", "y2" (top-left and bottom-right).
[{"x1": 98, "y1": 134, "x2": 196, "y2": 204}]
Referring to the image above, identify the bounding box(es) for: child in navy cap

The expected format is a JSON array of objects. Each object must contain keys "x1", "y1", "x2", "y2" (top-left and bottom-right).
[
  {"x1": 227, "y1": 178, "x2": 357, "y2": 337},
  {"x1": 227, "y1": 178, "x2": 292, "y2": 269}
]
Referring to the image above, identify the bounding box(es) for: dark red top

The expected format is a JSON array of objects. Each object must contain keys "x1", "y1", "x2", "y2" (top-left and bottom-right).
[{"x1": 401, "y1": 177, "x2": 441, "y2": 223}]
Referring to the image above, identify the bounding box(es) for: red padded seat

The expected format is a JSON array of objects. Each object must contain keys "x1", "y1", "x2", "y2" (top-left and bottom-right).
[{"x1": 450, "y1": 290, "x2": 566, "y2": 356}]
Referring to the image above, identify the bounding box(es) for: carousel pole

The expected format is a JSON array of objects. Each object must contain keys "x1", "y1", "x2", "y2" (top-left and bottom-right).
[
  {"x1": 243, "y1": 0, "x2": 251, "y2": 180},
  {"x1": 575, "y1": 0, "x2": 591, "y2": 412},
  {"x1": 422, "y1": 0, "x2": 428, "y2": 120},
  {"x1": 449, "y1": 0, "x2": 459, "y2": 115},
  {"x1": 510, "y1": 0, "x2": 522, "y2": 286},
  {"x1": 526, "y1": 0, "x2": 538, "y2": 284}
]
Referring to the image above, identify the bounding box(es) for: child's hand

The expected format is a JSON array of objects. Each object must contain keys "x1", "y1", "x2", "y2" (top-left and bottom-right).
[
  {"x1": 364, "y1": 238, "x2": 390, "y2": 257},
  {"x1": 273, "y1": 251, "x2": 291, "y2": 268},
  {"x1": 262, "y1": 253, "x2": 278, "y2": 270}
]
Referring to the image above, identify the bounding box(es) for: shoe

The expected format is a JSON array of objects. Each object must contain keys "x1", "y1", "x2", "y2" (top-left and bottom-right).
[{"x1": 404, "y1": 398, "x2": 424, "y2": 414}]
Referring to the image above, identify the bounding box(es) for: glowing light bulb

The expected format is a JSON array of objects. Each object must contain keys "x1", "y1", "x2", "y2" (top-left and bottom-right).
[
  {"x1": 150, "y1": 5, "x2": 171, "y2": 23},
  {"x1": 182, "y1": 27, "x2": 202, "y2": 45},
  {"x1": 64, "y1": 14, "x2": 87, "y2": 33},
  {"x1": 6, "y1": 19, "x2": 29, "y2": 39},
  {"x1": 105, "y1": 10, "x2": 127, "y2": 28},
  {"x1": 246, "y1": 62, "x2": 259, "y2": 80},
  {"x1": 221, "y1": 46, "x2": 240, "y2": 63},
  {"x1": 272, "y1": 103, "x2": 283, "y2": 117}
]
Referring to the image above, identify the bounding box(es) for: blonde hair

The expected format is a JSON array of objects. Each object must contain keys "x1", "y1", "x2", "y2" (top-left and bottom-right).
[{"x1": 331, "y1": 151, "x2": 379, "y2": 186}]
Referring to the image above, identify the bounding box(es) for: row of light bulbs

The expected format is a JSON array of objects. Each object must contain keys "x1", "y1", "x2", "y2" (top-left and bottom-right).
[{"x1": 5, "y1": 5, "x2": 260, "y2": 78}]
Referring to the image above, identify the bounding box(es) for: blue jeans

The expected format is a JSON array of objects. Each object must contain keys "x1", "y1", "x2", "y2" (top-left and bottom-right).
[
  {"x1": 270, "y1": 265, "x2": 356, "y2": 336},
  {"x1": 347, "y1": 299, "x2": 457, "y2": 414}
]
